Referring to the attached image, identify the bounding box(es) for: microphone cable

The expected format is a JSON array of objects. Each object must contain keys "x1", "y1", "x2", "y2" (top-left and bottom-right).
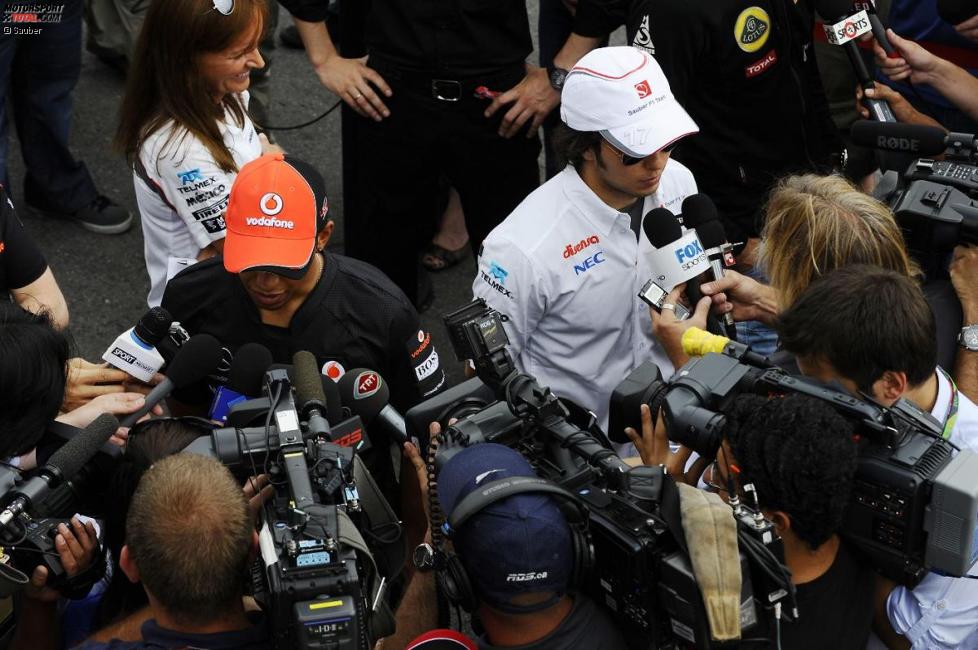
[{"x1": 260, "y1": 99, "x2": 343, "y2": 132}]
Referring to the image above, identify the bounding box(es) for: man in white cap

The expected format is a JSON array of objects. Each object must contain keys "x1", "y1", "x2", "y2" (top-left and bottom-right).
[{"x1": 472, "y1": 46, "x2": 699, "y2": 435}]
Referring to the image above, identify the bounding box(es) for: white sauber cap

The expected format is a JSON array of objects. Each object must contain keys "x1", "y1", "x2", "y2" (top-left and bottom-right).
[{"x1": 561, "y1": 46, "x2": 699, "y2": 158}]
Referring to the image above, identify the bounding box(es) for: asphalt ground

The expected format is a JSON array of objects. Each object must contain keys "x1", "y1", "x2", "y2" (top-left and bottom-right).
[{"x1": 8, "y1": 4, "x2": 628, "y2": 390}]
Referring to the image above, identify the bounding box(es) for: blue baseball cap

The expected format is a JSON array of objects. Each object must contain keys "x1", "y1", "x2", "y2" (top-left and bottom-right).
[{"x1": 437, "y1": 444, "x2": 573, "y2": 612}]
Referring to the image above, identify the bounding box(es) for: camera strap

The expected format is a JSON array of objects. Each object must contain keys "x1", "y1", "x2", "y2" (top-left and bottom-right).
[{"x1": 937, "y1": 367, "x2": 959, "y2": 441}]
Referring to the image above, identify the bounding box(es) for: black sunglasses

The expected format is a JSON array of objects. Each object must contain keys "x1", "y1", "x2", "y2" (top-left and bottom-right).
[{"x1": 603, "y1": 140, "x2": 678, "y2": 166}]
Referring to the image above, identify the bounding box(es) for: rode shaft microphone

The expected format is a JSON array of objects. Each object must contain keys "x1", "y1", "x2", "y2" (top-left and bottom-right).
[
  {"x1": 681, "y1": 194, "x2": 738, "y2": 339},
  {"x1": 293, "y1": 351, "x2": 332, "y2": 437},
  {"x1": 850, "y1": 120, "x2": 966, "y2": 157},
  {"x1": 336, "y1": 369, "x2": 408, "y2": 445},
  {"x1": 0, "y1": 414, "x2": 120, "y2": 529},
  {"x1": 102, "y1": 307, "x2": 172, "y2": 382},
  {"x1": 209, "y1": 343, "x2": 274, "y2": 423},
  {"x1": 639, "y1": 208, "x2": 691, "y2": 320},
  {"x1": 815, "y1": 0, "x2": 896, "y2": 122},
  {"x1": 119, "y1": 334, "x2": 224, "y2": 428}
]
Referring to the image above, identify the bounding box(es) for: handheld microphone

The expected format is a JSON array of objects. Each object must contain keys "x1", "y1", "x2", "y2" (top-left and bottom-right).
[
  {"x1": 815, "y1": 0, "x2": 896, "y2": 122},
  {"x1": 682, "y1": 194, "x2": 738, "y2": 339},
  {"x1": 209, "y1": 343, "x2": 273, "y2": 423},
  {"x1": 937, "y1": 0, "x2": 976, "y2": 26},
  {"x1": 854, "y1": 1, "x2": 895, "y2": 56},
  {"x1": 293, "y1": 351, "x2": 333, "y2": 438},
  {"x1": 0, "y1": 414, "x2": 120, "y2": 530},
  {"x1": 101, "y1": 307, "x2": 173, "y2": 382},
  {"x1": 850, "y1": 120, "x2": 966, "y2": 157},
  {"x1": 681, "y1": 327, "x2": 772, "y2": 368},
  {"x1": 639, "y1": 209, "x2": 692, "y2": 320},
  {"x1": 336, "y1": 369, "x2": 408, "y2": 446},
  {"x1": 119, "y1": 334, "x2": 224, "y2": 428}
]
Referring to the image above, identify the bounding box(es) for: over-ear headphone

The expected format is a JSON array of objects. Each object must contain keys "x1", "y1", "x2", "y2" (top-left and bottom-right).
[{"x1": 436, "y1": 475, "x2": 594, "y2": 613}]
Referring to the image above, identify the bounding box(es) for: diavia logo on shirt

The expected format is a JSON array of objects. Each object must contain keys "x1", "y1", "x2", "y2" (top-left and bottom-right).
[{"x1": 734, "y1": 7, "x2": 770, "y2": 53}]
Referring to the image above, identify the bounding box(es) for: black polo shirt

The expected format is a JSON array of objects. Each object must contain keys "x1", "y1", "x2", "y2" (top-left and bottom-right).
[
  {"x1": 0, "y1": 186, "x2": 47, "y2": 295},
  {"x1": 161, "y1": 253, "x2": 446, "y2": 412},
  {"x1": 278, "y1": 0, "x2": 532, "y2": 77}
]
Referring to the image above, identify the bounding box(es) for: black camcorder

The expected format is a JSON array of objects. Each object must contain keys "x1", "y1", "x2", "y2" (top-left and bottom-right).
[{"x1": 407, "y1": 300, "x2": 794, "y2": 649}]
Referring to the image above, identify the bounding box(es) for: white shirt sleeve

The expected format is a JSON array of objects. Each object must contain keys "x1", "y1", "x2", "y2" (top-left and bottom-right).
[
  {"x1": 886, "y1": 566, "x2": 978, "y2": 649},
  {"x1": 140, "y1": 131, "x2": 235, "y2": 249},
  {"x1": 471, "y1": 235, "x2": 549, "y2": 364}
]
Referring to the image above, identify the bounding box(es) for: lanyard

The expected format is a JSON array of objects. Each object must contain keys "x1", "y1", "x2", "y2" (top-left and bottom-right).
[{"x1": 938, "y1": 367, "x2": 959, "y2": 440}]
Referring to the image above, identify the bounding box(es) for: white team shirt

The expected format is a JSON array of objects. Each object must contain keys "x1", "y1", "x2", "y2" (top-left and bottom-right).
[
  {"x1": 472, "y1": 163, "x2": 696, "y2": 434},
  {"x1": 882, "y1": 368, "x2": 978, "y2": 649},
  {"x1": 134, "y1": 92, "x2": 262, "y2": 307}
]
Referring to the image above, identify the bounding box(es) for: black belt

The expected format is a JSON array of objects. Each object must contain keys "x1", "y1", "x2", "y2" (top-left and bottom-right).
[{"x1": 368, "y1": 58, "x2": 525, "y2": 103}]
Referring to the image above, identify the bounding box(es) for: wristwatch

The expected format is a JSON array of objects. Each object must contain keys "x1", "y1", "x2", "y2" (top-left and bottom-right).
[
  {"x1": 959, "y1": 324, "x2": 978, "y2": 351},
  {"x1": 547, "y1": 64, "x2": 569, "y2": 92},
  {"x1": 413, "y1": 542, "x2": 443, "y2": 572}
]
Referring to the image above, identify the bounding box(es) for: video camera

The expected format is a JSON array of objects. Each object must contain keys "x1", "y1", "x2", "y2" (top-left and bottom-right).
[
  {"x1": 406, "y1": 300, "x2": 793, "y2": 649},
  {"x1": 183, "y1": 352, "x2": 399, "y2": 650},
  {"x1": 852, "y1": 120, "x2": 978, "y2": 274},
  {"x1": 609, "y1": 329, "x2": 978, "y2": 588}
]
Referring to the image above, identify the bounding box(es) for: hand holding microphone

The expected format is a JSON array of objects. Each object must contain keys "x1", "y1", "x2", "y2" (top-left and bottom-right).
[{"x1": 649, "y1": 283, "x2": 712, "y2": 369}]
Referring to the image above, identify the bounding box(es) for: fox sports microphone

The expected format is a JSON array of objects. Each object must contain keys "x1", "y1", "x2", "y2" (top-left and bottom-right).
[
  {"x1": 681, "y1": 194, "x2": 738, "y2": 339},
  {"x1": 815, "y1": 0, "x2": 896, "y2": 122},
  {"x1": 0, "y1": 414, "x2": 119, "y2": 530},
  {"x1": 119, "y1": 333, "x2": 224, "y2": 428},
  {"x1": 208, "y1": 343, "x2": 273, "y2": 423},
  {"x1": 639, "y1": 208, "x2": 692, "y2": 320},
  {"x1": 336, "y1": 369, "x2": 408, "y2": 445},
  {"x1": 101, "y1": 307, "x2": 173, "y2": 382}
]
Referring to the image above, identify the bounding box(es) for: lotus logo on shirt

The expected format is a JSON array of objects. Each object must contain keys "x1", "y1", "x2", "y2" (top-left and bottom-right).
[{"x1": 573, "y1": 251, "x2": 605, "y2": 275}]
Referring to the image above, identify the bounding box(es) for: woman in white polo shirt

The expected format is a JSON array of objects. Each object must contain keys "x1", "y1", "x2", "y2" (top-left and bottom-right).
[{"x1": 115, "y1": 0, "x2": 270, "y2": 306}]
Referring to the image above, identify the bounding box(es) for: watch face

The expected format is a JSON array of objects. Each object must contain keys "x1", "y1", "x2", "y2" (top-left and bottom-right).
[
  {"x1": 964, "y1": 326, "x2": 978, "y2": 349},
  {"x1": 413, "y1": 543, "x2": 434, "y2": 571},
  {"x1": 550, "y1": 68, "x2": 568, "y2": 90}
]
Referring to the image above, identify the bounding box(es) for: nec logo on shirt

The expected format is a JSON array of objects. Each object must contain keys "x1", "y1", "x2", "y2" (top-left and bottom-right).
[{"x1": 573, "y1": 251, "x2": 605, "y2": 275}]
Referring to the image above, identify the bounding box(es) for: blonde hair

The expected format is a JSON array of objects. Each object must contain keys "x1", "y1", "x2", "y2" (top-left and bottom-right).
[{"x1": 760, "y1": 174, "x2": 920, "y2": 308}]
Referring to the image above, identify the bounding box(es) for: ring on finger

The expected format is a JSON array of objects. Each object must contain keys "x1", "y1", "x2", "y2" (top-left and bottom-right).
[
  {"x1": 661, "y1": 303, "x2": 676, "y2": 311},
  {"x1": 352, "y1": 91, "x2": 363, "y2": 99}
]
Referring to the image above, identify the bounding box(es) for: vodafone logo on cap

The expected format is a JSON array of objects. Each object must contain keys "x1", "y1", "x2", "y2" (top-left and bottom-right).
[
  {"x1": 634, "y1": 80, "x2": 651, "y2": 99},
  {"x1": 259, "y1": 192, "x2": 284, "y2": 216},
  {"x1": 321, "y1": 360, "x2": 346, "y2": 381},
  {"x1": 354, "y1": 371, "x2": 381, "y2": 400}
]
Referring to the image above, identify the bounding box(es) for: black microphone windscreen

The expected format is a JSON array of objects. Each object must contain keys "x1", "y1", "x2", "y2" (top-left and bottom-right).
[
  {"x1": 642, "y1": 208, "x2": 683, "y2": 248},
  {"x1": 47, "y1": 414, "x2": 119, "y2": 480},
  {"x1": 696, "y1": 219, "x2": 728, "y2": 249},
  {"x1": 680, "y1": 193, "x2": 720, "y2": 230},
  {"x1": 320, "y1": 374, "x2": 343, "y2": 424},
  {"x1": 165, "y1": 334, "x2": 223, "y2": 388},
  {"x1": 293, "y1": 350, "x2": 328, "y2": 411},
  {"x1": 336, "y1": 368, "x2": 390, "y2": 421},
  {"x1": 850, "y1": 120, "x2": 947, "y2": 156},
  {"x1": 937, "y1": 0, "x2": 976, "y2": 25},
  {"x1": 228, "y1": 343, "x2": 273, "y2": 395},
  {"x1": 134, "y1": 307, "x2": 173, "y2": 346},
  {"x1": 814, "y1": 0, "x2": 857, "y2": 20}
]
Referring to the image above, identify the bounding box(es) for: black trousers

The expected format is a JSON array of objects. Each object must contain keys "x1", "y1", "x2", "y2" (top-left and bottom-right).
[{"x1": 344, "y1": 65, "x2": 541, "y2": 306}]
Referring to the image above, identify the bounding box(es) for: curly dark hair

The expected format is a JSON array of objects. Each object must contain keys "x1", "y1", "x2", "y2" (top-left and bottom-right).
[
  {"x1": 550, "y1": 122, "x2": 602, "y2": 171},
  {"x1": 722, "y1": 394, "x2": 859, "y2": 550}
]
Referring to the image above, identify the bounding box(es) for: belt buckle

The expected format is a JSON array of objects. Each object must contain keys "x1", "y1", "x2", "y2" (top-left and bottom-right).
[{"x1": 431, "y1": 79, "x2": 461, "y2": 102}]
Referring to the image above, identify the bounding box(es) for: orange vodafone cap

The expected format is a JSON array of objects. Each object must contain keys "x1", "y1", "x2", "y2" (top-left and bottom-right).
[{"x1": 223, "y1": 153, "x2": 330, "y2": 279}]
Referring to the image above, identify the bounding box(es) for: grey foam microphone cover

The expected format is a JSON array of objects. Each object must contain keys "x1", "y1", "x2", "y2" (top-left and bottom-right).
[{"x1": 47, "y1": 413, "x2": 120, "y2": 481}]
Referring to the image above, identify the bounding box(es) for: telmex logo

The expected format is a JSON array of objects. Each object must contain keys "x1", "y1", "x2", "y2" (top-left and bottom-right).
[
  {"x1": 245, "y1": 216, "x2": 294, "y2": 229},
  {"x1": 354, "y1": 371, "x2": 380, "y2": 399},
  {"x1": 573, "y1": 251, "x2": 605, "y2": 275}
]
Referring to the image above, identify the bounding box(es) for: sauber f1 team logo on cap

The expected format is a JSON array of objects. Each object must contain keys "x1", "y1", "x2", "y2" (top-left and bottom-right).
[
  {"x1": 322, "y1": 360, "x2": 346, "y2": 381},
  {"x1": 259, "y1": 192, "x2": 284, "y2": 216},
  {"x1": 634, "y1": 80, "x2": 652, "y2": 98},
  {"x1": 735, "y1": 7, "x2": 770, "y2": 53},
  {"x1": 354, "y1": 371, "x2": 381, "y2": 399}
]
